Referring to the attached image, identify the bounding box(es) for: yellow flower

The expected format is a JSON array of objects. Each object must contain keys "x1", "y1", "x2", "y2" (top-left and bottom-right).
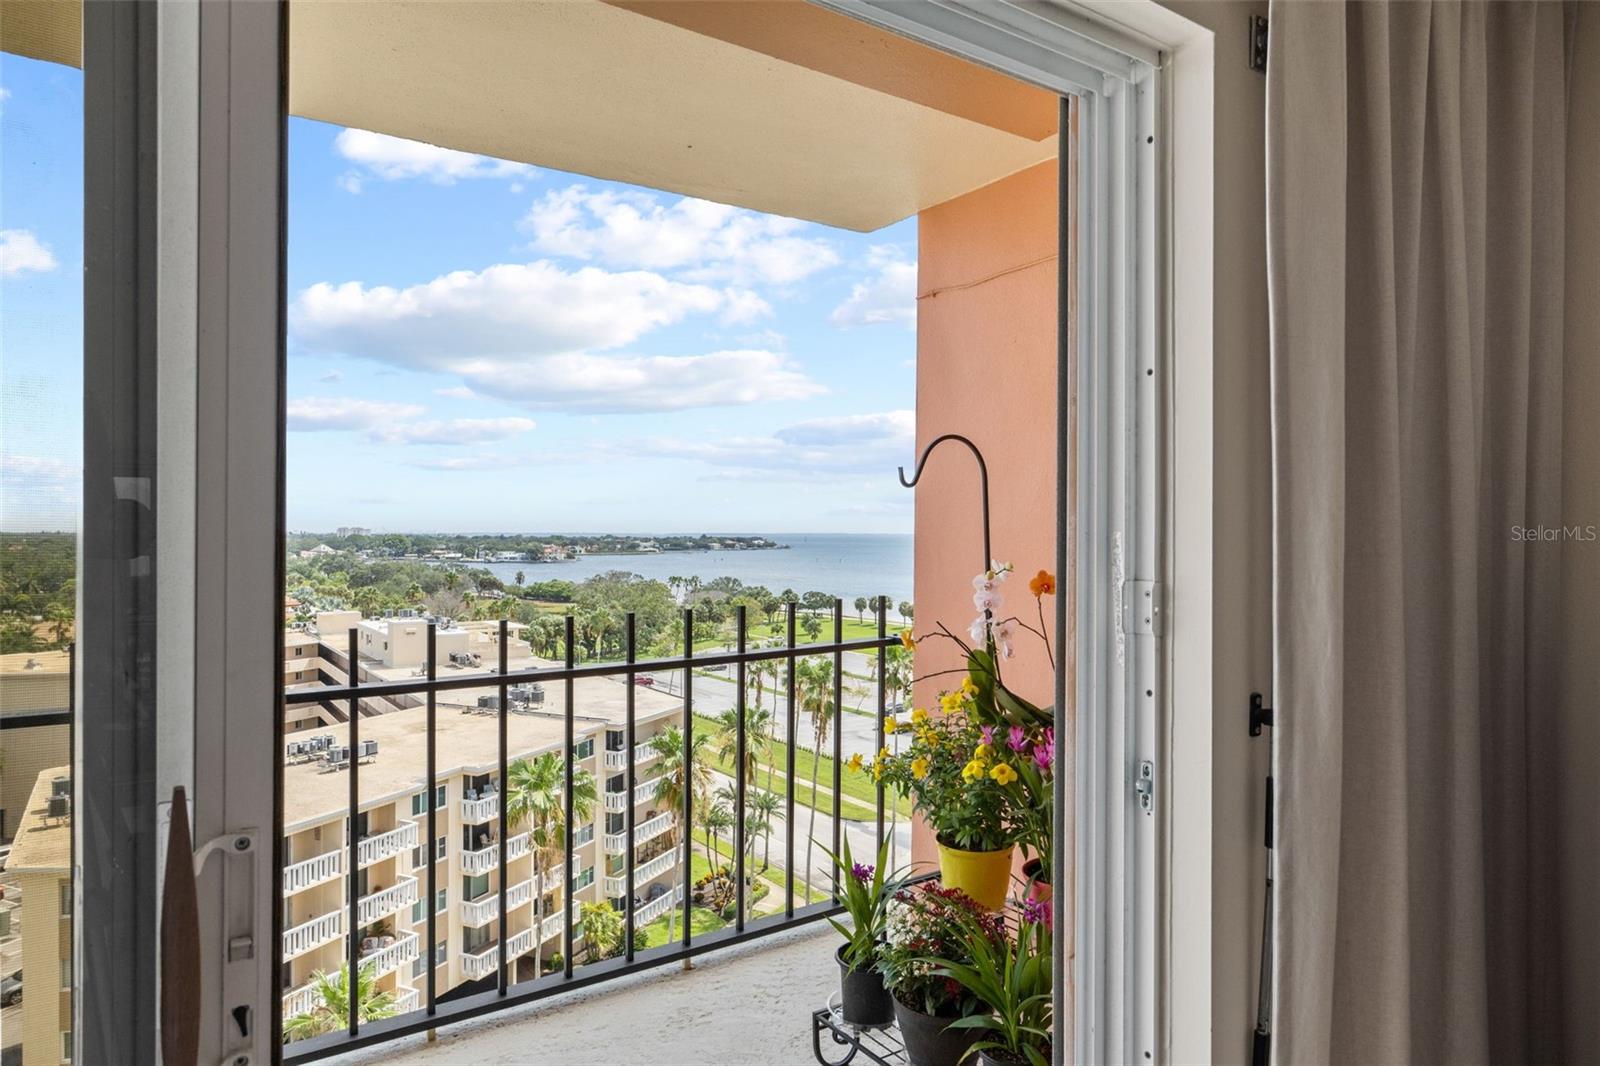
[
  {"x1": 883, "y1": 715, "x2": 899, "y2": 735},
  {"x1": 975, "y1": 743, "x2": 994, "y2": 760},
  {"x1": 899, "y1": 630, "x2": 916, "y2": 651},
  {"x1": 989, "y1": 762, "x2": 1018, "y2": 785},
  {"x1": 847, "y1": 752, "x2": 864, "y2": 773},
  {"x1": 939, "y1": 691, "x2": 963, "y2": 713},
  {"x1": 879, "y1": 746, "x2": 891, "y2": 761},
  {"x1": 911, "y1": 707, "x2": 929, "y2": 725},
  {"x1": 962, "y1": 759, "x2": 986, "y2": 782},
  {"x1": 960, "y1": 676, "x2": 979, "y2": 699},
  {"x1": 911, "y1": 757, "x2": 930, "y2": 779},
  {"x1": 872, "y1": 761, "x2": 884, "y2": 782}
]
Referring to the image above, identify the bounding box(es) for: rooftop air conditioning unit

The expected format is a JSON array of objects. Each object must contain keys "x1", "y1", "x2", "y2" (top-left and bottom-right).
[
  {"x1": 47, "y1": 795, "x2": 70, "y2": 820},
  {"x1": 51, "y1": 776, "x2": 70, "y2": 798}
]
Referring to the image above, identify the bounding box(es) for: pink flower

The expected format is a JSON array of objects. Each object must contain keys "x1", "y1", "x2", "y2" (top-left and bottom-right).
[
  {"x1": 1033, "y1": 742, "x2": 1053, "y2": 772},
  {"x1": 1022, "y1": 896, "x2": 1052, "y2": 928},
  {"x1": 1008, "y1": 725, "x2": 1028, "y2": 752},
  {"x1": 980, "y1": 725, "x2": 995, "y2": 747}
]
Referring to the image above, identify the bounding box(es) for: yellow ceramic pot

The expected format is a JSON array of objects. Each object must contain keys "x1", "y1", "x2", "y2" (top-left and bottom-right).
[{"x1": 936, "y1": 840, "x2": 1015, "y2": 911}]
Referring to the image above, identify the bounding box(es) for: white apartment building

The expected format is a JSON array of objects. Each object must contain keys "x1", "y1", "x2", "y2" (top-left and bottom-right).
[{"x1": 278, "y1": 671, "x2": 685, "y2": 1030}]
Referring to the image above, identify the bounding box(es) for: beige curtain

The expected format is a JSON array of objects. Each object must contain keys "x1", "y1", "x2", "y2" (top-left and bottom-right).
[{"x1": 1267, "y1": 3, "x2": 1573, "y2": 1063}]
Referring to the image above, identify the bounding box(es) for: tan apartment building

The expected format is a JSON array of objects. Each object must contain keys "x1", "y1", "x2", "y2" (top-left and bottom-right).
[
  {"x1": 279, "y1": 669, "x2": 683, "y2": 1030},
  {"x1": 6, "y1": 767, "x2": 72, "y2": 1065},
  {"x1": 0, "y1": 651, "x2": 71, "y2": 844}
]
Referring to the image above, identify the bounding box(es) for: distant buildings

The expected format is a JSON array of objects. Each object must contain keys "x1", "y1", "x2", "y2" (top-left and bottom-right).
[{"x1": 7, "y1": 767, "x2": 72, "y2": 1065}]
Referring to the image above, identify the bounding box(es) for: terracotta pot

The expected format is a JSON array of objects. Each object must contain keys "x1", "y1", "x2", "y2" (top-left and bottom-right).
[
  {"x1": 893, "y1": 998, "x2": 984, "y2": 1066},
  {"x1": 836, "y1": 945, "x2": 895, "y2": 1028},
  {"x1": 937, "y1": 839, "x2": 1015, "y2": 911},
  {"x1": 1022, "y1": 858, "x2": 1051, "y2": 904}
]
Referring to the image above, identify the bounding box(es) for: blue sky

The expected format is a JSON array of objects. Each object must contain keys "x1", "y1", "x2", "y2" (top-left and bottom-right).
[{"x1": 2, "y1": 54, "x2": 917, "y2": 534}]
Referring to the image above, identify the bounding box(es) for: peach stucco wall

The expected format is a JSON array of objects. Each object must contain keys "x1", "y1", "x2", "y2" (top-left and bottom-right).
[{"x1": 910, "y1": 159, "x2": 1060, "y2": 867}]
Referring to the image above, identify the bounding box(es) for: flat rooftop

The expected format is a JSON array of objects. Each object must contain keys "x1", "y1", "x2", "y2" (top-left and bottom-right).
[
  {"x1": 6, "y1": 764, "x2": 71, "y2": 873},
  {"x1": 283, "y1": 674, "x2": 681, "y2": 830}
]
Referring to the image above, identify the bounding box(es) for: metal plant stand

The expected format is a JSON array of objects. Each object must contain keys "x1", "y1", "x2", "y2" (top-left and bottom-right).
[{"x1": 812, "y1": 992, "x2": 908, "y2": 1065}]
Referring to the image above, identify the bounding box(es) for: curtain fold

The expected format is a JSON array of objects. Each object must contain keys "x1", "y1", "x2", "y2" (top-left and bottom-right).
[{"x1": 1267, "y1": 3, "x2": 1571, "y2": 1062}]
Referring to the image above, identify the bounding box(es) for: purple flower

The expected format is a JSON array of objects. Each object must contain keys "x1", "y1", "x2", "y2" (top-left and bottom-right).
[
  {"x1": 980, "y1": 725, "x2": 995, "y2": 747},
  {"x1": 851, "y1": 862, "x2": 874, "y2": 883},
  {"x1": 1022, "y1": 897, "x2": 1052, "y2": 928},
  {"x1": 1008, "y1": 725, "x2": 1028, "y2": 752},
  {"x1": 1033, "y1": 743, "x2": 1053, "y2": 771}
]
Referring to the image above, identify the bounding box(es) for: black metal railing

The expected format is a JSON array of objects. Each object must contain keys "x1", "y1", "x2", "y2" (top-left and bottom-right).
[{"x1": 280, "y1": 599, "x2": 896, "y2": 1062}]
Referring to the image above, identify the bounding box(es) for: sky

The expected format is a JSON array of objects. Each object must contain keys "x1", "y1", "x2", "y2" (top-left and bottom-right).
[{"x1": 1, "y1": 54, "x2": 918, "y2": 535}]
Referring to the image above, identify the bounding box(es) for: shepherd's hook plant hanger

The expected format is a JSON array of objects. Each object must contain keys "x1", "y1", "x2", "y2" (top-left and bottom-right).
[{"x1": 898, "y1": 433, "x2": 992, "y2": 578}]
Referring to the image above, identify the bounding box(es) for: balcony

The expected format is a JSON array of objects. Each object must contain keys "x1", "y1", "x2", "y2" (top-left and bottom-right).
[
  {"x1": 282, "y1": 980, "x2": 320, "y2": 1020},
  {"x1": 392, "y1": 986, "x2": 420, "y2": 1015},
  {"x1": 604, "y1": 776, "x2": 662, "y2": 812},
  {"x1": 358, "y1": 820, "x2": 419, "y2": 868},
  {"x1": 539, "y1": 903, "x2": 585, "y2": 943},
  {"x1": 460, "y1": 879, "x2": 533, "y2": 927},
  {"x1": 603, "y1": 850, "x2": 677, "y2": 896},
  {"x1": 603, "y1": 810, "x2": 675, "y2": 854},
  {"x1": 359, "y1": 931, "x2": 420, "y2": 978},
  {"x1": 283, "y1": 912, "x2": 342, "y2": 960},
  {"x1": 357, "y1": 876, "x2": 418, "y2": 926},
  {"x1": 602, "y1": 742, "x2": 662, "y2": 771},
  {"x1": 283, "y1": 850, "x2": 342, "y2": 894},
  {"x1": 460, "y1": 792, "x2": 499, "y2": 823},
  {"x1": 633, "y1": 884, "x2": 686, "y2": 926},
  {"x1": 460, "y1": 927, "x2": 535, "y2": 981},
  {"x1": 459, "y1": 831, "x2": 530, "y2": 876}
]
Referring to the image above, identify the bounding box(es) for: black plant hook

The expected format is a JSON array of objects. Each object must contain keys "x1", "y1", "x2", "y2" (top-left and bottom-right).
[{"x1": 898, "y1": 433, "x2": 992, "y2": 578}]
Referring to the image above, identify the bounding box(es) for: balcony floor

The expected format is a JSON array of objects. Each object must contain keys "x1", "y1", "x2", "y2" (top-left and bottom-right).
[{"x1": 326, "y1": 923, "x2": 839, "y2": 1065}]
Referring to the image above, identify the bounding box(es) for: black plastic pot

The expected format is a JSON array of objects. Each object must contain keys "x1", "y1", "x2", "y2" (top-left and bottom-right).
[
  {"x1": 836, "y1": 945, "x2": 895, "y2": 1027},
  {"x1": 893, "y1": 998, "x2": 983, "y2": 1066}
]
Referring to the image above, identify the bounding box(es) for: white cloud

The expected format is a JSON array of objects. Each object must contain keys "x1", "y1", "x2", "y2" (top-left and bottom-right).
[
  {"x1": 286, "y1": 396, "x2": 534, "y2": 446},
  {"x1": 457, "y1": 350, "x2": 823, "y2": 412},
  {"x1": 639, "y1": 410, "x2": 914, "y2": 478},
  {"x1": 830, "y1": 246, "x2": 916, "y2": 329},
  {"x1": 719, "y1": 288, "x2": 773, "y2": 325},
  {"x1": 292, "y1": 261, "x2": 726, "y2": 366},
  {"x1": 1, "y1": 454, "x2": 78, "y2": 529},
  {"x1": 0, "y1": 230, "x2": 59, "y2": 277},
  {"x1": 434, "y1": 386, "x2": 477, "y2": 400},
  {"x1": 290, "y1": 261, "x2": 820, "y2": 412},
  {"x1": 371, "y1": 417, "x2": 536, "y2": 446},
  {"x1": 333, "y1": 128, "x2": 535, "y2": 191},
  {"x1": 286, "y1": 397, "x2": 426, "y2": 432},
  {"x1": 523, "y1": 185, "x2": 839, "y2": 285}
]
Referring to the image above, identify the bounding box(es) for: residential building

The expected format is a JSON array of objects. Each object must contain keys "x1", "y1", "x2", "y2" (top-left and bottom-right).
[
  {"x1": 6, "y1": 767, "x2": 73, "y2": 1065},
  {"x1": 0, "y1": 652, "x2": 71, "y2": 844},
  {"x1": 279, "y1": 665, "x2": 683, "y2": 1026}
]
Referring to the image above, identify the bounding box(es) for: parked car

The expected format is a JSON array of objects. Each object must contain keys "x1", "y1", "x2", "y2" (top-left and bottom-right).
[
  {"x1": 1, "y1": 971, "x2": 21, "y2": 1007},
  {"x1": 632, "y1": 676, "x2": 655, "y2": 687}
]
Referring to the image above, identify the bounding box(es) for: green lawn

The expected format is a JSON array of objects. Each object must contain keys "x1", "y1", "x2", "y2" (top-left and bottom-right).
[
  {"x1": 691, "y1": 713, "x2": 911, "y2": 820},
  {"x1": 691, "y1": 614, "x2": 906, "y2": 652}
]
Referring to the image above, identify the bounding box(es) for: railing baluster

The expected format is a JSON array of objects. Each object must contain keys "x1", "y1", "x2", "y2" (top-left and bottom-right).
[
  {"x1": 426, "y1": 623, "x2": 437, "y2": 1016},
  {"x1": 734, "y1": 605, "x2": 747, "y2": 932},
  {"x1": 785, "y1": 602, "x2": 796, "y2": 916},
  {"x1": 681, "y1": 608, "x2": 694, "y2": 952},
  {"x1": 346, "y1": 627, "x2": 360, "y2": 1039},
  {"x1": 563, "y1": 613, "x2": 576, "y2": 979},
  {"x1": 875, "y1": 597, "x2": 887, "y2": 845},
  {"x1": 831, "y1": 599, "x2": 843, "y2": 900},
  {"x1": 497, "y1": 618, "x2": 509, "y2": 995},
  {"x1": 624, "y1": 612, "x2": 637, "y2": 963}
]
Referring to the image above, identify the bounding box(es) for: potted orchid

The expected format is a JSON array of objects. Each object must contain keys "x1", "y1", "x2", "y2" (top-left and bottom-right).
[{"x1": 823, "y1": 835, "x2": 905, "y2": 1027}]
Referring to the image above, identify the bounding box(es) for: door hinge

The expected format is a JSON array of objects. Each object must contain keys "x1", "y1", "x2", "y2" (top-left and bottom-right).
[
  {"x1": 1135, "y1": 760, "x2": 1155, "y2": 816},
  {"x1": 1249, "y1": 15, "x2": 1268, "y2": 74},
  {"x1": 1128, "y1": 580, "x2": 1163, "y2": 636}
]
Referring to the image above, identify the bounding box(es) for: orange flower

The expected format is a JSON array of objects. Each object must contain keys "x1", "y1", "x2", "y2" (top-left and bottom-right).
[
  {"x1": 1029, "y1": 570, "x2": 1056, "y2": 597},
  {"x1": 898, "y1": 630, "x2": 916, "y2": 651}
]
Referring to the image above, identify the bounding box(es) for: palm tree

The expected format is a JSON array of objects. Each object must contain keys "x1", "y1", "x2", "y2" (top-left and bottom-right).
[
  {"x1": 505, "y1": 751, "x2": 598, "y2": 976},
  {"x1": 795, "y1": 657, "x2": 836, "y2": 895},
  {"x1": 443, "y1": 569, "x2": 461, "y2": 593},
  {"x1": 578, "y1": 899, "x2": 624, "y2": 963},
  {"x1": 405, "y1": 582, "x2": 424, "y2": 605},
  {"x1": 44, "y1": 602, "x2": 72, "y2": 644},
  {"x1": 515, "y1": 570, "x2": 526, "y2": 587},
  {"x1": 649, "y1": 726, "x2": 712, "y2": 942},
  {"x1": 853, "y1": 596, "x2": 869, "y2": 624},
  {"x1": 281, "y1": 962, "x2": 395, "y2": 1042},
  {"x1": 712, "y1": 702, "x2": 771, "y2": 787},
  {"x1": 748, "y1": 789, "x2": 782, "y2": 871},
  {"x1": 702, "y1": 797, "x2": 733, "y2": 870}
]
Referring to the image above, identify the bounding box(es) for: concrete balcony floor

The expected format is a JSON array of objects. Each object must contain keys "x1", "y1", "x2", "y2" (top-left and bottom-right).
[{"x1": 328, "y1": 923, "x2": 838, "y2": 1065}]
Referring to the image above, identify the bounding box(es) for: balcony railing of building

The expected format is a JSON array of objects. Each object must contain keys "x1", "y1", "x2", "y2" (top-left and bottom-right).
[
  {"x1": 393, "y1": 987, "x2": 421, "y2": 1015},
  {"x1": 357, "y1": 821, "x2": 419, "y2": 868},
  {"x1": 283, "y1": 980, "x2": 321, "y2": 1020},
  {"x1": 461, "y1": 879, "x2": 533, "y2": 927},
  {"x1": 602, "y1": 741, "x2": 662, "y2": 771},
  {"x1": 460, "y1": 792, "x2": 499, "y2": 823},
  {"x1": 460, "y1": 831, "x2": 530, "y2": 876},
  {"x1": 280, "y1": 601, "x2": 894, "y2": 1062},
  {"x1": 360, "y1": 931, "x2": 421, "y2": 979},
  {"x1": 283, "y1": 850, "x2": 342, "y2": 894},
  {"x1": 604, "y1": 810, "x2": 674, "y2": 854},
  {"x1": 604, "y1": 850, "x2": 676, "y2": 896},
  {"x1": 283, "y1": 912, "x2": 342, "y2": 960}
]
